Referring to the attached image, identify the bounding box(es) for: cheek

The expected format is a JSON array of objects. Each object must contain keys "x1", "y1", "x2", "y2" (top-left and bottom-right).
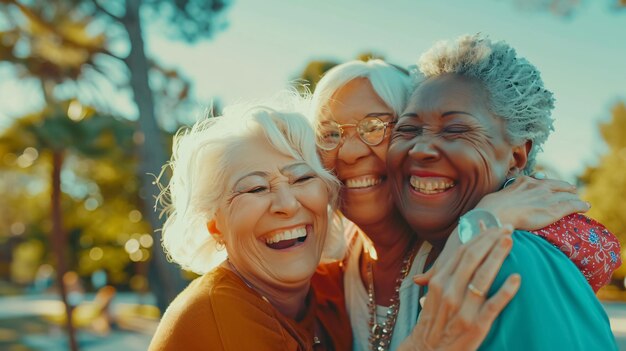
[
  {"x1": 386, "y1": 138, "x2": 410, "y2": 169},
  {"x1": 372, "y1": 139, "x2": 390, "y2": 164},
  {"x1": 222, "y1": 198, "x2": 266, "y2": 242},
  {"x1": 319, "y1": 149, "x2": 338, "y2": 172},
  {"x1": 303, "y1": 181, "x2": 330, "y2": 216}
]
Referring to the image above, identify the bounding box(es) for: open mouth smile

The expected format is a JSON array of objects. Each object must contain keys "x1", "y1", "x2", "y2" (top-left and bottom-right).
[
  {"x1": 344, "y1": 175, "x2": 383, "y2": 189},
  {"x1": 410, "y1": 176, "x2": 455, "y2": 195},
  {"x1": 264, "y1": 225, "x2": 310, "y2": 250}
]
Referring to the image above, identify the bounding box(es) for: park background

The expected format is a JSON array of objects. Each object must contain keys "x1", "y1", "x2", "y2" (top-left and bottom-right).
[{"x1": 0, "y1": 0, "x2": 625, "y2": 350}]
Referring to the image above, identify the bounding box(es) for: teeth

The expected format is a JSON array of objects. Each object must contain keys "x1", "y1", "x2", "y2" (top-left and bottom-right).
[
  {"x1": 410, "y1": 176, "x2": 454, "y2": 194},
  {"x1": 345, "y1": 177, "x2": 382, "y2": 189},
  {"x1": 265, "y1": 226, "x2": 307, "y2": 244}
]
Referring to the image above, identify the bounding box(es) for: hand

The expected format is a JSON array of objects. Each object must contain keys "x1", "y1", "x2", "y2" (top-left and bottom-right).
[
  {"x1": 399, "y1": 224, "x2": 521, "y2": 351},
  {"x1": 476, "y1": 175, "x2": 590, "y2": 231}
]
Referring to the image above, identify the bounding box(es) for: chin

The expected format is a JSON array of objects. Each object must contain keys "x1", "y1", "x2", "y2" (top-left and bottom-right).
[{"x1": 274, "y1": 262, "x2": 318, "y2": 284}]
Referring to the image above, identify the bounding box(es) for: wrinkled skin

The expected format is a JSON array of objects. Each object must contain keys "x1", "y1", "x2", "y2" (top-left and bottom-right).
[{"x1": 387, "y1": 74, "x2": 529, "y2": 246}]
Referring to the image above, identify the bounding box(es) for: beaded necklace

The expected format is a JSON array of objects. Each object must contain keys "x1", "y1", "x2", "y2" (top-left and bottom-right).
[{"x1": 366, "y1": 244, "x2": 419, "y2": 351}]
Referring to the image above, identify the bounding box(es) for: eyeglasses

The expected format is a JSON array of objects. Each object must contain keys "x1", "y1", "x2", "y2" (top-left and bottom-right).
[{"x1": 316, "y1": 115, "x2": 396, "y2": 150}]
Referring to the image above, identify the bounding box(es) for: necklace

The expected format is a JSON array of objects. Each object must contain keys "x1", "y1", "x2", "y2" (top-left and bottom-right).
[{"x1": 367, "y1": 244, "x2": 418, "y2": 351}]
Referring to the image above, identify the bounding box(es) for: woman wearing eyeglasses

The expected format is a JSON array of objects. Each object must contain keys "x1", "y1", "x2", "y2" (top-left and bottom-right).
[{"x1": 310, "y1": 59, "x2": 619, "y2": 351}]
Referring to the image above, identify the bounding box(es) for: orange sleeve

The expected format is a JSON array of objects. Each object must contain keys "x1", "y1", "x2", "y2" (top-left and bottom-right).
[{"x1": 532, "y1": 213, "x2": 622, "y2": 292}]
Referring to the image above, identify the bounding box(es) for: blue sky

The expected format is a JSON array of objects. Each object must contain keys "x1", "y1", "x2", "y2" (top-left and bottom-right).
[
  {"x1": 1, "y1": 0, "x2": 624, "y2": 182},
  {"x1": 147, "y1": 0, "x2": 626, "y2": 181}
]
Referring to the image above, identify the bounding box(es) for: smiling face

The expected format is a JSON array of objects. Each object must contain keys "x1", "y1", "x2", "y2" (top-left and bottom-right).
[
  {"x1": 317, "y1": 78, "x2": 397, "y2": 227},
  {"x1": 211, "y1": 134, "x2": 330, "y2": 287},
  {"x1": 387, "y1": 74, "x2": 528, "y2": 245}
]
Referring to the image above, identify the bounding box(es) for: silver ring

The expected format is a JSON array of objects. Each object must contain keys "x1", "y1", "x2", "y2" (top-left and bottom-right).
[{"x1": 468, "y1": 283, "x2": 486, "y2": 297}]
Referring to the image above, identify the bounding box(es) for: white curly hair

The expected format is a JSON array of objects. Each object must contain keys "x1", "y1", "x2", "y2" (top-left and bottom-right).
[
  {"x1": 156, "y1": 93, "x2": 342, "y2": 274},
  {"x1": 414, "y1": 34, "x2": 555, "y2": 174}
]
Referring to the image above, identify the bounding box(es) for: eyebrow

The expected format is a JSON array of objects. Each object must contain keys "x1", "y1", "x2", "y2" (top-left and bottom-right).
[
  {"x1": 399, "y1": 111, "x2": 476, "y2": 119},
  {"x1": 233, "y1": 162, "x2": 310, "y2": 187},
  {"x1": 441, "y1": 111, "x2": 476, "y2": 119}
]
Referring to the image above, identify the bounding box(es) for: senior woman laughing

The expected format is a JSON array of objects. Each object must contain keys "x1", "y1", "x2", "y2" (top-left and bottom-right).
[
  {"x1": 389, "y1": 34, "x2": 619, "y2": 350},
  {"x1": 148, "y1": 99, "x2": 352, "y2": 350}
]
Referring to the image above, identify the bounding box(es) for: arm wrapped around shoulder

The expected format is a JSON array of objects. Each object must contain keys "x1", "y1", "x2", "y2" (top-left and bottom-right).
[{"x1": 532, "y1": 213, "x2": 622, "y2": 292}]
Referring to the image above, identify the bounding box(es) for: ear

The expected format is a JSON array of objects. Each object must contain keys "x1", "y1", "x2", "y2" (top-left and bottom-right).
[
  {"x1": 207, "y1": 219, "x2": 224, "y2": 242},
  {"x1": 507, "y1": 140, "x2": 532, "y2": 177}
]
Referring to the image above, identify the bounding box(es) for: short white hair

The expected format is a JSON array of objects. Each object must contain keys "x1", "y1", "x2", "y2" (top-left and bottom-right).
[
  {"x1": 311, "y1": 59, "x2": 413, "y2": 123},
  {"x1": 157, "y1": 93, "x2": 342, "y2": 274},
  {"x1": 414, "y1": 34, "x2": 555, "y2": 174}
]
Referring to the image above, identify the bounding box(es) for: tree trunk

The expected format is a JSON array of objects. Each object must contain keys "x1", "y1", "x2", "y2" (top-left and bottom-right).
[
  {"x1": 51, "y1": 149, "x2": 79, "y2": 351},
  {"x1": 121, "y1": 0, "x2": 186, "y2": 312}
]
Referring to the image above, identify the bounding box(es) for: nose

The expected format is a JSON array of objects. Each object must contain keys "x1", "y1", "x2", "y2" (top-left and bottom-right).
[
  {"x1": 270, "y1": 185, "x2": 300, "y2": 216},
  {"x1": 408, "y1": 137, "x2": 440, "y2": 163},
  {"x1": 336, "y1": 131, "x2": 370, "y2": 165}
]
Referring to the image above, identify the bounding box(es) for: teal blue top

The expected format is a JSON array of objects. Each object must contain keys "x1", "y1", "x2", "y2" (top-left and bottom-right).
[{"x1": 478, "y1": 230, "x2": 617, "y2": 350}]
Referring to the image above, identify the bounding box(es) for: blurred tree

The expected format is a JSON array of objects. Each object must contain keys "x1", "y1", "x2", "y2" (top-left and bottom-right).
[
  {"x1": 581, "y1": 102, "x2": 626, "y2": 278},
  {"x1": 0, "y1": 0, "x2": 230, "y2": 312},
  {"x1": 0, "y1": 101, "x2": 136, "y2": 351},
  {"x1": 295, "y1": 53, "x2": 386, "y2": 94}
]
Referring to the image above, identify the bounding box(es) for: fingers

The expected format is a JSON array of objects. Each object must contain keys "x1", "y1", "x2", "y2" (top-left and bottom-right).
[
  {"x1": 413, "y1": 269, "x2": 434, "y2": 286},
  {"x1": 466, "y1": 235, "x2": 513, "y2": 296},
  {"x1": 453, "y1": 234, "x2": 514, "y2": 327},
  {"x1": 478, "y1": 274, "x2": 522, "y2": 324},
  {"x1": 426, "y1": 226, "x2": 513, "y2": 337}
]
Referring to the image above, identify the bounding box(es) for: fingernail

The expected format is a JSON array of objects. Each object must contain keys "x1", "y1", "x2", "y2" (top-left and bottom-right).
[
  {"x1": 586, "y1": 201, "x2": 592, "y2": 209},
  {"x1": 419, "y1": 296, "x2": 427, "y2": 308},
  {"x1": 500, "y1": 236, "x2": 512, "y2": 248}
]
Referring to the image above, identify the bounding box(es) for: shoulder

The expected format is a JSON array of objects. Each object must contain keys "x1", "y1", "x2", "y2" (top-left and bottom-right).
[
  {"x1": 149, "y1": 267, "x2": 278, "y2": 351},
  {"x1": 480, "y1": 230, "x2": 616, "y2": 349}
]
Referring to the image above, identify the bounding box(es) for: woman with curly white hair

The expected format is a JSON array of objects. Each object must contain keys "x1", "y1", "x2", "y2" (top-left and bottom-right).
[{"x1": 389, "y1": 34, "x2": 618, "y2": 350}]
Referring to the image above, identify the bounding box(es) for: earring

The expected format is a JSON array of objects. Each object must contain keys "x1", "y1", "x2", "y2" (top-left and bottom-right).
[
  {"x1": 502, "y1": 177, "x2": 516, "y2": 189},
  {"x1": 216, "y1": 239, "x2": 225, "y2": 251}
]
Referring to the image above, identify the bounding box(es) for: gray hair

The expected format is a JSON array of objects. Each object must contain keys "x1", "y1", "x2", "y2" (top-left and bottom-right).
[
  {"x1": 157, "y1": 94, "x2": 341, "y2": 274},
  {"x1": 311, "y1": 59, "x2": 413, "y2": 123},
  {"x1": 414, "y1": 34, "x2": 555, "y2": 173}
]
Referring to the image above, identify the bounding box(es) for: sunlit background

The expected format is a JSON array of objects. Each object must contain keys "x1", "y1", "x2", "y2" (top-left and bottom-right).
[{"x1": 1, "y1": 0, "x2": 625, "y2": 350}]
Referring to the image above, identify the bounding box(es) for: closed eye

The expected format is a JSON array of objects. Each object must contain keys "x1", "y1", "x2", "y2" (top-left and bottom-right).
[
  {"x1": 246, "y1": 186, "x2": 268, "y2": 194},
  {"x1": 395, "y1": 124, "x2": 423, "y2": 135},
  {"x1": 443, "y1": 125, "x2": 471, "y2": 133},
  {"x1": 294, "y1": 175, "x2": 316, "y2": 184}
]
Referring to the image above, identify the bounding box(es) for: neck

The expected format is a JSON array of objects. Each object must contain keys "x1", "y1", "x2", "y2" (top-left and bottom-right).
[
  {"x1": 224, "y1": 261, "x2": 310, "y2": 320},
  {"x1": 359, "y1": 209, "x2": 416, "y2": 265},
  {"x1": 354, "y1": 209, "x2": 419, "y2": 306},
  {"x1": 422, "y1": 220, "x2": 460, "y2": 252}
]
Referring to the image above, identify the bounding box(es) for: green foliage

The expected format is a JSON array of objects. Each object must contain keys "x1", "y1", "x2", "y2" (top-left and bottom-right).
[{"x1": 0, "y1": 102, "x2": 152, "y2": 286}]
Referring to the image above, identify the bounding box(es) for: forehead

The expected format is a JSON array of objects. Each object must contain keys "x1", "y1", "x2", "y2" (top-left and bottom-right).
[
  {"x1": 324, "y1": 78, "x2": 392, "y2": 122},
  {"x1": 224, "y1": 135, "x2": 302, "y2": 180},
  {"x1": 406, "y1": 74, "x2": 488, "y2": 115}
]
